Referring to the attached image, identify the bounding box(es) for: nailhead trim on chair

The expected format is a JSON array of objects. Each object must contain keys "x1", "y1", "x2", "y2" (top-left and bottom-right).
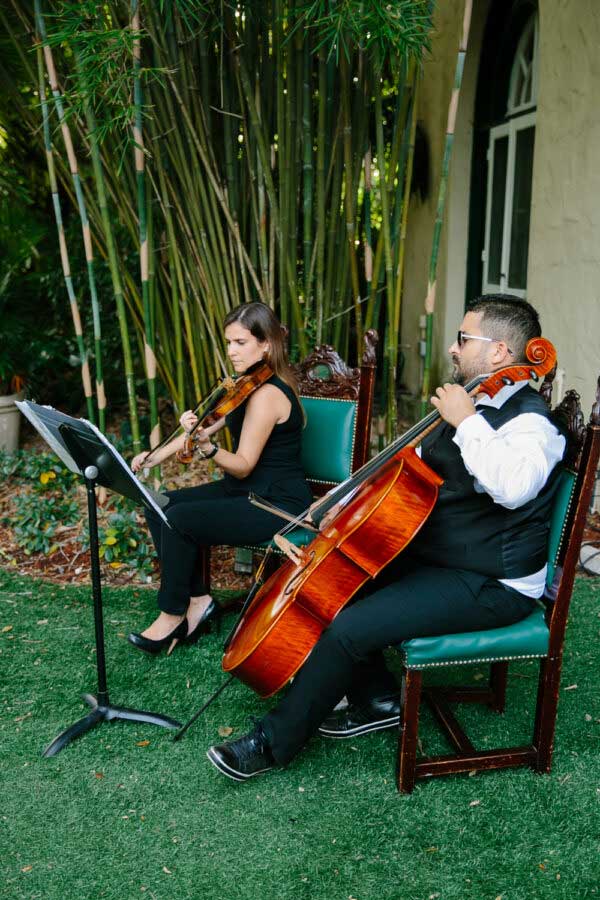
[
  {"x1": 402, "y1": 651, "x2": 548, "y2": 670},
  {"x1": 300, "y1": 395, "x2": 358, "y2": 484},
  {"x1": 546, "y1": 468, "x2": 577, "y2": 588}
]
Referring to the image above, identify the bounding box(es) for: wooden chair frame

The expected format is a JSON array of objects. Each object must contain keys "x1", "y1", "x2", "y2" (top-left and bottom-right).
[
  {"x1": 199, "y1": 330, "x2": 378, "y2": 593},
  {"x1": 396, "y1": 376, "x2": 600, "y2": 793}
]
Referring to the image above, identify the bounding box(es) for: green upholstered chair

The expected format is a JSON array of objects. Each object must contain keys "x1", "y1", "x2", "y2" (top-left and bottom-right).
[
  {"x1": 394, "y1": 378, "x2": 600, "y2": 793},
  {"x1": 198, "y1": 330, "x2": 378, "y2": 592}
]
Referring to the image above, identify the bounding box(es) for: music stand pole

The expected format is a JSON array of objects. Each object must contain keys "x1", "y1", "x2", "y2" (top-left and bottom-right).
[{"x1": 42, "y1": 465, "x2": 181, "y2": 757}]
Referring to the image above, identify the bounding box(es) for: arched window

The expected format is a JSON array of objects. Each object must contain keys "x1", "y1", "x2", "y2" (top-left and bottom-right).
[{"x1": 482, "y1": 12, "x2": 538, "y2": 296}]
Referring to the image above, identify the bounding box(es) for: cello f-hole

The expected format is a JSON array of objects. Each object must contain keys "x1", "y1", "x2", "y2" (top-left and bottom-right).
[{"x1": 284, "y1": 551, "x2": 315, "y2": 596}]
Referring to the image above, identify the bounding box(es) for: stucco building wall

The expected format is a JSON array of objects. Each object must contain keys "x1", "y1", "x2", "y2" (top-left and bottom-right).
[
  {"x1": 402, "y1": 0, "x2": 600, "y2": 424},
  {"x1": 527, "y1": 0, "x2": 600, "y2": 416}
]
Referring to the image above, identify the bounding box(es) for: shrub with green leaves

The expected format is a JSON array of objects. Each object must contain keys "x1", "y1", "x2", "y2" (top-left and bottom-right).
[
  {"x1": 80, "y1": 502, "x2": 156, "y2": 581},
  {"x1": 0, "y1": 448, "x2": 78, "y2": 491},
  {"x1": 9, "y1": 491, "x2": 80, "y2": 555}
]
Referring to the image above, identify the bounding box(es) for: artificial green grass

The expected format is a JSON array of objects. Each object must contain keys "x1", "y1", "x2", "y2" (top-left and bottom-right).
[{"x1": 1, "y1": 568, "x2": 599, "y2": 900}]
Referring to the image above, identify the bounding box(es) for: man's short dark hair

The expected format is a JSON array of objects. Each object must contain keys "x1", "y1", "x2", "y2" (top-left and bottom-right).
[{"x1": 467, "y1": 294, "x2": 541, "y2": 363}]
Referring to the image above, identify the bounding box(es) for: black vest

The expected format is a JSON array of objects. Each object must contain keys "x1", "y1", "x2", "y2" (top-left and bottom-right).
[{"x1": 411, "y1": 385, "x2": 564, "y2": 579}]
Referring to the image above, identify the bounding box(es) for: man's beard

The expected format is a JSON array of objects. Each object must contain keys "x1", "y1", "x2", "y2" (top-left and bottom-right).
[
  {"x1": 451, "y1": 350, "x2": 488, "y2": 386},
  {"x1": 451, "y1": 356, "x2": 467, "y2": 385}
]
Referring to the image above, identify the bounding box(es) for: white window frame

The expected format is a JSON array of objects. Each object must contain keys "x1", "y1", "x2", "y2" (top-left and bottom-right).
[
  {"x1": 507, "y1": 14, "x2": 539, "y2": 116},
  {"x1": 482, "y1": 111, "x2": 536, "y2": 298}
]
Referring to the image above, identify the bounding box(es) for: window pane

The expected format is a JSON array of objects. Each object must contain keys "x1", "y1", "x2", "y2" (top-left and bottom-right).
[
  {"x1": 508, "y1": 126, "x2": 535, "y2": 289},
  {"x1": 488, "y1": 136, "x2": 508, "y2": 284}
]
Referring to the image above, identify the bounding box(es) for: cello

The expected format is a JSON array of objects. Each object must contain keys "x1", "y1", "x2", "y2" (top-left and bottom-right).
[{"x1": 221, "y1": 338, "x2": 557, "y2": 698}]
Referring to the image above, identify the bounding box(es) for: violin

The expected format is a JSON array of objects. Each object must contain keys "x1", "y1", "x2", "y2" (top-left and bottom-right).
[
  {"x1": 137, "y1": 361, "x2": 274, "y2": 470},
  {"x1": 175, "y1": 362, "x2": 274, "y2": 463},
  {"x1": 222, "y1": 337, "x2": 557, "y2": 697}
]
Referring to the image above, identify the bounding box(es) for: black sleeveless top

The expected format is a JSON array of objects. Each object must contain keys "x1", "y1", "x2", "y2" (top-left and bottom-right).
[{"x1": 222, "y1": 374, "x2": 313, "y2": 514}]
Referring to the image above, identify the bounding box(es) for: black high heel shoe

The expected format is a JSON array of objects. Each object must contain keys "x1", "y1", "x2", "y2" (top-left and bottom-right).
[
  {"x1": 127, "y1": 618, "x2": 188, "y2": 656},
  {"x1": 184, "y1": 599, "x2": 222, "y2": 644}
]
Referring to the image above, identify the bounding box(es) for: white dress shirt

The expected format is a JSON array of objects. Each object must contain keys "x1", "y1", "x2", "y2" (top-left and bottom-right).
[{"x1": 451, "y1": 381, "x2": 566, "y2": 598}]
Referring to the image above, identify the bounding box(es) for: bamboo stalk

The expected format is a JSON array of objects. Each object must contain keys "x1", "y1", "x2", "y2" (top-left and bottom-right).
[
  {"x1": 340, "y1": 48, "x2": 362, "y2": 350},
  {"x1": 131, "y1": 1, "x2": 159, "y2": 454},
  {"x1": 35, "y1": 45, "x2": 95, "y2": 424},
  {"x1": 388, "y1": 78, "x2": 419, "y2": 439},
  {"x1": 302, "y1": 35, "x2": 313, "y2": 319},
  {"x1": 315, "y1": 46, "x2": 326, "y2": 344},
  {"x1": 35, "y1": 0, "x2": 106, "y2": 429},
  {"x1": 420, "y1": 0, "x2": 473, "y2": 416}
]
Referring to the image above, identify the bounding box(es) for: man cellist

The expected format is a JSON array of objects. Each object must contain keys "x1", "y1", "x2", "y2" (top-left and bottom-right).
[{"x1": 206, "y1": 295, "x2": 566, "y2": 781}]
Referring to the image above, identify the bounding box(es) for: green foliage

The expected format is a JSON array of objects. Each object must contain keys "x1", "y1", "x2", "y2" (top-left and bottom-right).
[
  {"x1": 2, "y1": 448, "x2": 154, "y2": 580},
  {"x1": 2, "y1": 0, "x2": 435, "y2": 439},
  {"x1": 297, "y1": 0, "x2": 433, "y2": 69},
  {"x1": 9, "y1": 491, "x2": 80, "y2": 554},
  {"x1": 93, "y1": 504, "x2": 155, "y2": 580},
  {"x1": 0, "y1": 448, "x2": 77, "y2": 491},
  {"x1": 2, "y1": 451, "x2": 80, "y2": 555}
]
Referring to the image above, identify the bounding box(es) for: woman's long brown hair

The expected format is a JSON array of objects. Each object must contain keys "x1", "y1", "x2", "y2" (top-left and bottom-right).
[{"x1": 223, "y1": 302, "x2": 301, "y2": 402}]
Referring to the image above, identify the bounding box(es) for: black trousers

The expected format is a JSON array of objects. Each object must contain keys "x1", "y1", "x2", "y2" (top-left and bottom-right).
[
  {"x1": 260, "y1": 558, "x2": 537, "y2": 765},
  {"x1": 144, "y1": 481, "x2": 292, "y2": 615}
]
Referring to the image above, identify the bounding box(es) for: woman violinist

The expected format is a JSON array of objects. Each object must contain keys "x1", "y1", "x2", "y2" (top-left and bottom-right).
[{"x1": 128, "y1": 302, "x2": 312, "y2": 655}]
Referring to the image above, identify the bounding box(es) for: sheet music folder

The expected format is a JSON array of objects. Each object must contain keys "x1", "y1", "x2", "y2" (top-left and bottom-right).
[{"x1": 16, "y1": 400, "x2": 170, "y2": 526}]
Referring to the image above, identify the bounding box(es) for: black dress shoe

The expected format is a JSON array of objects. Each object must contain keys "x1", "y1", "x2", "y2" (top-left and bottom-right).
[
  {"x1": 207, "y1": 723, "x2": 276, "y2": 781},
  {"x1": 127, "y1": 618, "x2": 188, "y2": 656},
  {"x1": 184, "y1": 599, "x2": 221, "y2": 644},
  {"x1": 318, "y1": 696, "x2": 400, "y2": 739}
]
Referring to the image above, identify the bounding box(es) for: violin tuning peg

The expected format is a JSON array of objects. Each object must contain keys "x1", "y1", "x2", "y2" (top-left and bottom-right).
[
  {"x1": 501, "y1": 376, "x2": 514, "y2": 386},
  {"x1": 530, "y1": 370, "x2": 539, "y2": 381}
]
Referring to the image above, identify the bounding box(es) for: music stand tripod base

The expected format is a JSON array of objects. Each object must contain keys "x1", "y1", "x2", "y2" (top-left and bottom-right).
[
  {"x1": 41, "y1": 462, "x2": 181, "y2": 757},
  {"x1": 43, "y1": 692, "x2": 181, "y2": 758}
]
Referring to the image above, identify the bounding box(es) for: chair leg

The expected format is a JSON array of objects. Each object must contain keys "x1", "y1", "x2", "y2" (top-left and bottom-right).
[
  {"x1": 397, "y1": 669, "x2": 422, "y2": 794},
  {"x1": 488, "y1": 661, "x2": 509, "y2": 712},
  {"x1": 533, "y1": 655, "x2": 563, "y2": 773}
]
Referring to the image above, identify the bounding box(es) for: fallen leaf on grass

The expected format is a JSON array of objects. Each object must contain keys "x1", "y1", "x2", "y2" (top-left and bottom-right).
[
  {"x1": 21, "y1": 865, "x2": 32, "y2": 873},
  {"x1": 94, "y1": 772, "x2": 104, "y2": 779},
  {"x1": 217, "y1": 726, "x2": 233, "y2": 737},
  {"x1": 469, "y1": 799, "x2": 481, "y2": 807},
  {"x1": 136, "y1": 740, "x2": 151, "y2": 747},
  {"x1": 162, "y1": 866, "x2": 172, "y2": 875},
  {"x1": 14, "y1": 712, "x2": 32, "y2": 723},
  {"x1": 2, "y1": 625, "x2": 13, "y2": 633},
  {"x1": 564, "y1": 684, "x2": 578, "y2": 691}
]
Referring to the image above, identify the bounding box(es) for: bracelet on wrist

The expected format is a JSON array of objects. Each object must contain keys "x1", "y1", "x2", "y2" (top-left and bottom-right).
[{"x1": 199, "y1": 442, "x2": 219, "y2": 460}]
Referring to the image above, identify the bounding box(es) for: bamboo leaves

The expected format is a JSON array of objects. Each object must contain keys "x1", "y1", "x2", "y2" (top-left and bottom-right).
[{"x1": 15, "y1": 1, "x2": 434, "y2": 447}]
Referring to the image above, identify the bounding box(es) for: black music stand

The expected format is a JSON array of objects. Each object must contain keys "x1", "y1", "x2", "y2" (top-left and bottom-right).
[{"x1": 16, "y1": 401, "x2": 181, "y2": 757}]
